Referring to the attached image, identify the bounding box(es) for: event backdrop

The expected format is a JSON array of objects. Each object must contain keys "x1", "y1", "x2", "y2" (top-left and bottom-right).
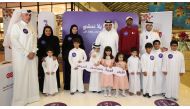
[
  {"x1": 140, "y1": 11, "x2": 173, "y2": 49},
  {"x1": 62, "y1": 12, "x2": 139, "y2": 82}
]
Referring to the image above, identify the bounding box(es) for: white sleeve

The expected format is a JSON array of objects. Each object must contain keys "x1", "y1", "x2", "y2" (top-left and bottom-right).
[
  {"x1": 141, "y1": 55, "x2": 146, "y2": 73},
  {"x1": 162, "y1": 52, "x2": 167, "y2": 72},
  {"x1": 95, "y1": 32, "x2": 101, "y2": 45},
  {"x1": 31, "y1": 27, "x2": 38, "y2": 54},
  {"x1": 82, "y1": 50, "x2": 87, "y2": 61},
  {"x1": 53, "y1": 60, "x2": 59, "y2": 73},
  {"x1": 137, "y1": 59, "x2": 141, "y2": 72},
  {"x1": 68, "y1": 50, "x2": 74, "y2": 68},
  {"x1": 115, "y1": 33, "x2": 119, "y2": 53},
  {"x1": 10, "y1": 24, "x2": 29, "y2": 56},
  {"x1": 127, "y1": 59, "x2": 132, "y2": 73},
  {"x1": 42, "y1": 60, "x2": 48, "y2": 73},
  {"x1": 180, "y1": 53, "x2": 185, "y2": 73}
]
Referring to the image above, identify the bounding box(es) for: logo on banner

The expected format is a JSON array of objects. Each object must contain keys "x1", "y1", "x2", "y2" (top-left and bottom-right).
[
  {"x1": 6, "y1": 72, "x2": 13, "y2": 79},
  {"x1": 168, "y1": 54, "x2": 173, "y2": 59},
  {"x1": 23, "y1": 28, "x2": 28, "y2": 34},
  {"x1": 140, "y1": 13, "x2": 153, "y2": 22},
  {"x1": 150, "y1": 55, "x2": 154, "y2": 60},
  {"x1": 43, "y1": 19, "x2": 48, "y2": 26},
  {"x1": 146, "y1": 35, "x2": 148, "y2": 39},
  {"x1": 72, "y1": 52, "x2": 76, "y2": 57},
  {"x1": 97, "y1": 101, "x2": 121, "y2": 106},
  {"x1": 68, "y1": 36, "x2": 72, "y2": 41},
  {"x1": 159, "y1": 53, "x2": 163, "y2": 58},
  {"x1": 154, "y1": 99, "x2": 179, "y2": 106},
  {"x1": 44, "y1": 102, "x2": 67, "y2": 106}
]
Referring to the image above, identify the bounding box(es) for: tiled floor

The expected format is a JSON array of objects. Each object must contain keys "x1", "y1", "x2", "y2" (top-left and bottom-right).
[{"x1": 28, "y1": 83, "x2": 190, "y2": 106}]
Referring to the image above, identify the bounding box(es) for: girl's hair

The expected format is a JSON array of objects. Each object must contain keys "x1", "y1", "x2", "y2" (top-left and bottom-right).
[
  {"x1": 115, "y1": 52, "x2": 127, "y2": 62},
  {"x1": 42, "y1": 25, "x2": 53, "y2": 37},
  {"x1": 103, "y1": 46, "x2": 114, "y2": 59}
]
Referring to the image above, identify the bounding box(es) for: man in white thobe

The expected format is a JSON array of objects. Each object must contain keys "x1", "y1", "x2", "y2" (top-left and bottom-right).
[
  {"x1": 95, "y1": 19, "x2": 119, "y2": 57},
  {"x1": 10, "y1": 10, "x2": 40, "y2": 105},
  {"x1": 152, "y1": 40, "x2": 166, "y2": 95},
  {"x1": 162, "y1": 40, "x2": 185, "y2": 101},
  {"x1": 140, "y1": 21, "x2": 161, "y2": 55}
]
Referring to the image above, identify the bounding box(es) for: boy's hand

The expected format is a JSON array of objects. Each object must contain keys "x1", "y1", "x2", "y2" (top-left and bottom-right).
[
  {"x1": 143, "y1": 72, "x2": 147, "y2": 76},
  {"x1": 46, "y1": 72, "x2": 50, "y2": 75},
  {"x1": 74, "y1": 67, "x2": 78, "y2": 70},
  {"x1": 163, "y1": 72, "x2": 167, "y2": 75},
  {"x1": 153, "y1": 72, "x2": 156, "y2": 76}
]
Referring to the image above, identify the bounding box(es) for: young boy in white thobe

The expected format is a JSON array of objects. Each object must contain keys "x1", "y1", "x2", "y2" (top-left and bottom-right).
[
  {"x1": 152, "y1": 40, "x2": 166, "y2": 95},
  {"x1": 89, "y1": 43, "x2": 102, "y2": 93},
  {"x1": 69, "y1": 38, "x2": 87, "y2": 95},
  {"x1": 128, "y1": 47, "x2": 141, "y2": 96},
  {"x1": 42, "y1": 48, "x2": 59, "y2": 96},
  {"x1": 162, "y1": 40, "x2": 185, "y2": 101},
  {"x1": 141, "y1": 43, "x2": 156, "y2": 98}
]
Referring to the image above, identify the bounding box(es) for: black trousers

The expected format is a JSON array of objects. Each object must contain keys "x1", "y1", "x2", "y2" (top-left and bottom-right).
[
  {"x1": 63, "y1": 59, "x2": 71, "y2": 90},
  {"x1": 38, "y1": 57, "x2": 61, "y2": 92}
]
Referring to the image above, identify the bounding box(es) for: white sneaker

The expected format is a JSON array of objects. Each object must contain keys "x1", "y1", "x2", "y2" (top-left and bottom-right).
[{"x1": 122, "y1": 93, "x2": 127, "y2": 97}]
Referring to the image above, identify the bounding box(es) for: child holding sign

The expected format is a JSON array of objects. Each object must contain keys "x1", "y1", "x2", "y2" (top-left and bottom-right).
[
  {"x1": 113, "y1": 52, "x2": 128, "y2": 97},
  {"x1": 100, "y1": 46, "x2": 114, "y2": 97},
  {"x1": 89, "y1": 43, "x2": 102, "y2": 93}
]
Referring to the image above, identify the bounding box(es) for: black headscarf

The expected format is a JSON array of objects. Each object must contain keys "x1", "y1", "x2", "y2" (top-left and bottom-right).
[
  {"x1": 37, "y1": 26, "x2": 60, "y2": 58},
  {"x1": 62, "y1": 24, "x2": 85, "y2": 60}
]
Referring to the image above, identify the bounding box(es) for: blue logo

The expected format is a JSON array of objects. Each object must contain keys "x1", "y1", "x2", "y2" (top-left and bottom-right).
[
  {"x1": 41, "y1": 40, "x2": 46, "y2": 45},
  {"x1": 159, "y1": 53, "x2": 163, "y2": 58},
  {"x1": 68, "y1": 37, "x2": 72, "y2": 41},
  {"x1": 168, "y1": 54, "x2": 173, "y2": 59},
  {"x1": 124, "y1": 31, "x2": 128, "y2": 36},
  {"x1": 23, "y1": 28, "x2": 28, "y2": 34},
  {"x1": 150, "y1": 55, "x2": 154, "y2": 60},
  {"x1": 146, "y1": 35, "x2": 148, "y2": 39},
  {"x1": 72, "y1": 52, "x2": 76, "y2": 57}
]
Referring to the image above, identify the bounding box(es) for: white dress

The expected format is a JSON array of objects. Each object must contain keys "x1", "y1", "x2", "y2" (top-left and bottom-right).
[
  {"x1": 127, "y1": 56, "x2": 141, "y2": 94},
  {"x1": 141, "y1": 52, "x2": 156, "y2": 96},
  {"x1": 89, "y1": 50, "x2": 102, "y2": 92},
  {"x1": 42, "y1": 56, "x2": 59, "y2": 94},
  {"x1": 152, "y1": 49, "x2": 166, "y2": 94},
  {"x1": 162, "y1": 50, "x2": 185, "y2": 99},
  {"x1": 10, "y1": 20, "x2": 39, "y2": 105},
  {"x1": 68, "y1": 48, "x2": 87, "y2": 93}
]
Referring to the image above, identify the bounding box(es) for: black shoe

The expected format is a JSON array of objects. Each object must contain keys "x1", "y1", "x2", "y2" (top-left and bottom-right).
[
  {"x1": 92, "y1": 91, "x2": 96, "y2": 93},
  {"x1": 97, "y1": 91, "x2": 102, "y2": 93},
  {"x1": 70, "y1": 92, "x2": 75, "y2": 95},
  {"x1": 143, "y1": 94, "x2": 147, "y2": 97},
  {"x1": 147, "y1": 94, "x2": 151, "y2": 98},
  {"x1": 172, "y1": 98, "x2": 178, "y2": 101},
  {"x1": 81, "y1": 91, "x2": 86, "y2": 94}
]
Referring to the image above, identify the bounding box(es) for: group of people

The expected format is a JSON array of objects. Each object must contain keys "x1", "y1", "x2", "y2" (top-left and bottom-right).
[{"x1": 8, "y1": 9, "x2": 185, "y2": 106}]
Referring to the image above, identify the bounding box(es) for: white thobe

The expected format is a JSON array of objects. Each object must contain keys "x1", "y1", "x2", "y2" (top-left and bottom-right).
[
  {"x1": 162, "y1": 50, "x2": 185, "y2": 99},
  {"x1": 95, "y1": 29, "x2": 119, "y2": 56},
  {"x1": 141, "y1": 52, "x2": 156, "y2": 96},
  {"x1": 10, "y1": 20, "x2": 39, "y2": 105},
  {"x1": 140, "y1": 31, "x2": 160, "y2": 55},
  {"x1": 152, "y1": 49, "x2": 166, "y2": 94},
  {"x1": 89, "y1": 50, "x2": 102, "y2": 92},
  {"x1": 127, "y1": 56, "x2": 141, "y2": 94},
  {"x1": 42, "y1": 56, "x2": 59, "y2": 94},
  {"x1": 68, "y1": 48, "x2": 87, "y2": 93}
]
